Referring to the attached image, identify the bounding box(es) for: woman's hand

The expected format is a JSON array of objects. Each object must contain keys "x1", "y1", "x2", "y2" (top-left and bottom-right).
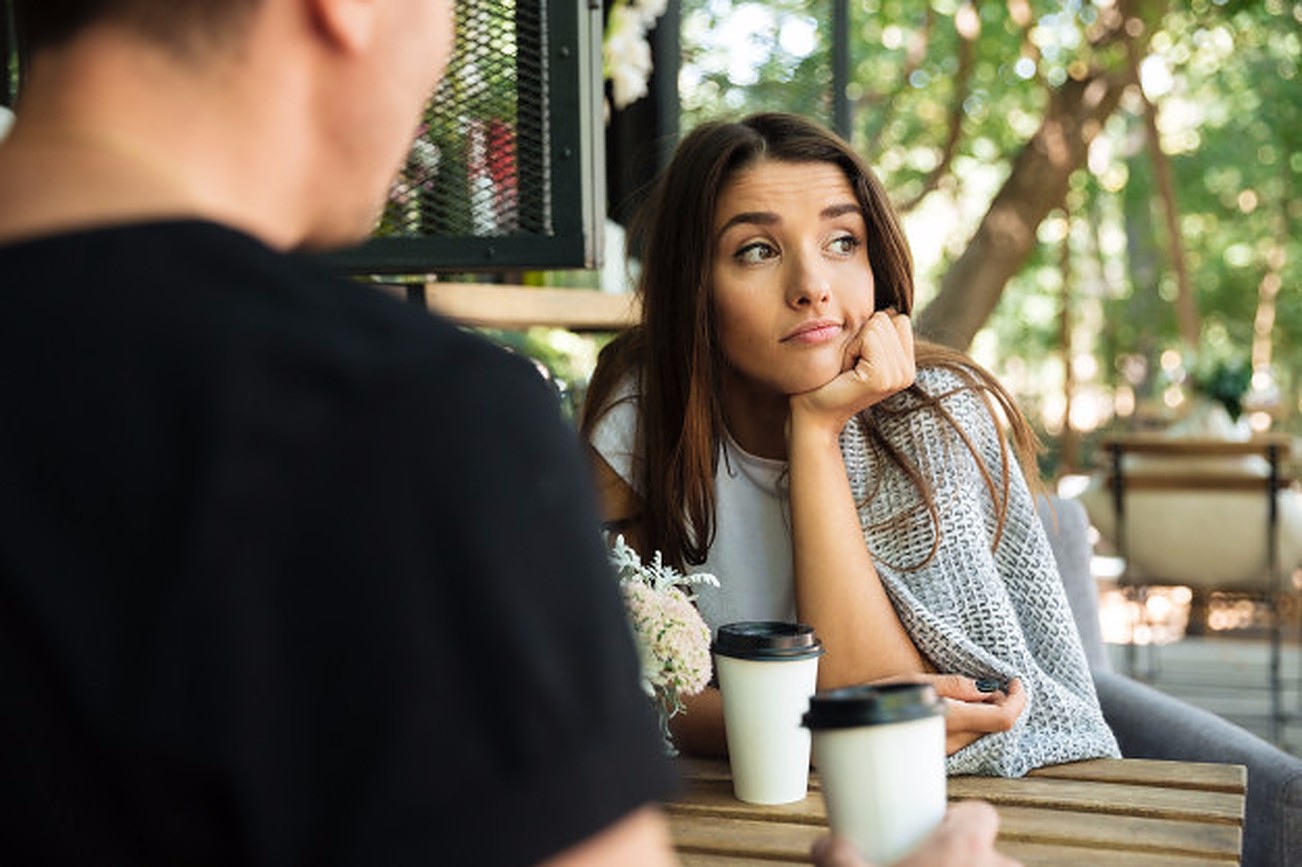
[
  {"x1": 790, "y1": 309, "x2": 915, "y2": 436},
  {"x1": 872, "y1": 674, "x2": 1027, "y2": 756},
  {"x1": 930, "y1": 675, "x2": 1026, "y2": 755}
]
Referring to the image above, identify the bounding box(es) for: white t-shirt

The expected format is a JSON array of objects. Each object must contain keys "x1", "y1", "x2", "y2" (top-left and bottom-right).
[{"x1": 588, "y1": 381, "x2": 796, "y2": 633}]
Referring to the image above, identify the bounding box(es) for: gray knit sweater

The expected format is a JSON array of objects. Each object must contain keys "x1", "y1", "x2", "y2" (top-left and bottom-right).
[{"x1": 845, "y1": 366, "x2": 1120, "y2": 776}]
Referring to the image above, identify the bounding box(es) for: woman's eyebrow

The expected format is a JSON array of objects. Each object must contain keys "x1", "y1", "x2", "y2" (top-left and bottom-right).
[
  {"x1": 822, "y1": 202, "x2": 862, "y2": 220},
  {"x1": 715, "y1": 202, "x2": 862, "y2": 239},
  {"x1": 716, "y1": 211, "x2": 778, "y2": 238}
]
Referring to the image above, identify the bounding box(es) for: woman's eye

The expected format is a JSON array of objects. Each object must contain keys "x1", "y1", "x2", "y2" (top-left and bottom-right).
[
  {"x1": 735, "y1": 241, "x2": 777, "y2": 265},
  {"x1": 829, "y1": 235, "x2": 860, "y2": 256}
]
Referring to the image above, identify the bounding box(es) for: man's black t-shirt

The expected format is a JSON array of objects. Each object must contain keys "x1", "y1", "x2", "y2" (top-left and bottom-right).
[{"x1": 0, "y1": 221, "x2": 675, "y2": 865}]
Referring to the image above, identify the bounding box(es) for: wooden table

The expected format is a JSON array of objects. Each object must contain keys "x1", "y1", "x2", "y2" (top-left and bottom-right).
[{"x1": 667, "y1": 757, "x2": 1246, "y2": 866}]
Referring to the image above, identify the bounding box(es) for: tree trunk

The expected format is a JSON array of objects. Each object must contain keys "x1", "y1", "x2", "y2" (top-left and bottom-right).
[{"x1": 915, "y1": 70, "x2": 1131, "y2": 349}]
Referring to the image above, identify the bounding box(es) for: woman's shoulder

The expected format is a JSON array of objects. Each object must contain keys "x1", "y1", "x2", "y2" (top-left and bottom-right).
[
  {"x1": 877, "y1": 362, "x2": 986, "y2": 415},
  {"x1": 586, "y1": 372, "x2": 642, "y2": 483},
  {"x1": 914, "y1": 360, "x2": 986, "y2": 394},
  {"x1": 868, "y1": 361, "x2": 1004, "y2": 450},
  {"x1": 588, "y1": 372, "x2": 641, "y2": 425}
]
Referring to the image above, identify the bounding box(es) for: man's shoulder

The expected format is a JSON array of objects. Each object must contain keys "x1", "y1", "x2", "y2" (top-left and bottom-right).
[{"x1": 2, "y1": 217, "x2": 549, "y2": 413}]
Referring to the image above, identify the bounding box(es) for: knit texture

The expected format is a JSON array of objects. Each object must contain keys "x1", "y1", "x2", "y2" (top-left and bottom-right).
[{"x1": 843, "y1": 366, "x2": 1120, "y2": 776}]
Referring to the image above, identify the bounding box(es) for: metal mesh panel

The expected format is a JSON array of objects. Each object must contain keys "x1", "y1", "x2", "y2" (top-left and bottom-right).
[
  {"x1": 326, "y1": 0, "x2": 603, "y2": 274},
  {"x1": 375, "y1": 1, "x2": 550, "y2": 241}
]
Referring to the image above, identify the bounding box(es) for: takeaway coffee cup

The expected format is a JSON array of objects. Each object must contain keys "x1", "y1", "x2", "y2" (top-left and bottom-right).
[
  {"x1": 802, "y1": 682, "x2": 947, "y2": 864},
  {"x1": 713, "y1": 621, "x2": 825, "y2": 805}
]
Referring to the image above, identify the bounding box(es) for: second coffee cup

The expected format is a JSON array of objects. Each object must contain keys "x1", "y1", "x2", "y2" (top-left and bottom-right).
[
  {"x1": 713, "y1": 620, "x2": 825, "y2": 805},
  {"x1": 802, "y1": 682, "x2": 947, "y2": 864}
]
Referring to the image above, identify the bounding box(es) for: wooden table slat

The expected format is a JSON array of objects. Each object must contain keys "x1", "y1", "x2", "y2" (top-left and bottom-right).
[
  {"x1": 678, "y1": 756, "x2": 1246, "y2": 795},
  {"x1": 1026, "y1": 757, "x2": 1246, "y2": 793},
  {"x1": 680, "y1": 847, "x2": 1236, "y2": 867},
  {"x1": 665, "y1": 778, "x2": 825, "y2": 824},
  {"x1": 947, "y1": 775, "x2": 1244, "y2": 824},
  {"x1": 670, "y1": 813, "x2": 819, "y2": 863},
  {"x1": 994, "y1": 804, "x2": 1241, "y2": 860},
  {"x1": 998, "y1": 839, "x2": 1239, "y2": 867},
  {"x1": 678, "y1": 856, "x2": 797, "y2": 866}
]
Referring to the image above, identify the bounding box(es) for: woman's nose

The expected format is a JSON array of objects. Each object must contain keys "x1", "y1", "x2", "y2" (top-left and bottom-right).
[{"x1": 785, "y1": 252, "x2": 832, "y2": 308}]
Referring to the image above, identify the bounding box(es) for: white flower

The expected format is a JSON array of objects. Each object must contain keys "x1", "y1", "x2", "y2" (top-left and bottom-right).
[
  {"x1": 606, "y1": 43, "x2": 652, "y2": 109},
  {"x1": 603, "y1": 0, "x2": 668, "y2": 112},
  {"x1": 609, "y1": 535, "x2": 719, "y2": 719},
  {"x1": 622, "y1": 582, "x2": 712, "y2": 700},
  {"x1": 633, "y1": 0, "x2": 670, "y2": 21}
]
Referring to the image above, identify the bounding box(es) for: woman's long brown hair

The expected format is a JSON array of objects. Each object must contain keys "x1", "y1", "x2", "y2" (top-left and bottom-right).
[{"x1": 580, "y1": 113, "x2": 1040, "y2": 570}]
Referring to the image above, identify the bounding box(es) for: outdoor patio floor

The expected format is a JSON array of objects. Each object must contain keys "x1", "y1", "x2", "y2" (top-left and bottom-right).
[{"x1": 1105, "y1": 634, "x2": 1302, "y2": 758}]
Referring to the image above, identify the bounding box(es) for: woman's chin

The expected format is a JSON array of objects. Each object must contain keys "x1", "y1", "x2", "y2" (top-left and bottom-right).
[{"x1": 786, "y1": 369, "x2": 845, "y2": 397}]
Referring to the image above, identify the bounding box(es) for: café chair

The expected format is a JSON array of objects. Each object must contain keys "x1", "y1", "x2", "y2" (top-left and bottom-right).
[
  {"x1": 1039, "y1": 494, "x2": 1302, "y2": 867},
  {"x1": 1075, "y1": 434, "x2": 1302, "y2": 742}
]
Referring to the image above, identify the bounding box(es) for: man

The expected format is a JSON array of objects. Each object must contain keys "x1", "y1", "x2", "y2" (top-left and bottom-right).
[
  {"x1": 0, "y1": 2, "x2": 1016, "y2": 864},
  {"x1": 0, "y1": 1, "x2": 677, "y2": 863}
]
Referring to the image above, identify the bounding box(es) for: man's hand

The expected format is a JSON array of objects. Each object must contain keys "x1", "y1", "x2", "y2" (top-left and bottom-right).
[{"x1": 810, "y1": 801, "x2": 1022, "y2": 867}]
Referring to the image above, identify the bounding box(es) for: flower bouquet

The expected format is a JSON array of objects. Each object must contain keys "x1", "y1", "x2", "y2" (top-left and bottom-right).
[{"x1": 608, "y1": 535, "x2": 718, "y2": 753}]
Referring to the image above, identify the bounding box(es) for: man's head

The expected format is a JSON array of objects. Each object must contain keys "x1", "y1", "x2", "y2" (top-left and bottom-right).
[
  {"x1": 8, "y1": 0, "x2": 456, "y2": 249},
  {"x1": 15, "y1": 0, "x2": 262, "y2": 57}
]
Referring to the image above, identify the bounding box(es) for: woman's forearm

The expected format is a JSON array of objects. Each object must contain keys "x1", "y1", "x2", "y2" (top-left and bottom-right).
[
  {"x1": 669, "y1": 686, "x2": 728, "y2": 758},
  {"x1": 786, "y1": 413, "x2": 927, "y2": 687}
]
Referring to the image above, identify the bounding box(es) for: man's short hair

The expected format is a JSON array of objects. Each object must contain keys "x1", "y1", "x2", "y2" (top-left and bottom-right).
[{"x1": 15, "y1": 0, "x2": 262, "y2": 55}]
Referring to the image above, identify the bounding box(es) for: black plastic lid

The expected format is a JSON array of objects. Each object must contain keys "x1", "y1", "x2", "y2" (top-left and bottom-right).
[
  {"x1": 712, "y1": 621, "x2": 825, "y2": 661},
  {"x1": 802, "y1": 682, "x2": 945, "y2": 730}
]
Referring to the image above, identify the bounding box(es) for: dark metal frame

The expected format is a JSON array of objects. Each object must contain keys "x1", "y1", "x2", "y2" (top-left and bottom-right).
[
  {"x1": 323, "y1": 0, "x2": 606, "y2": 276},
  {"x1": 831, "y1": 0, "x2": 850, "y2": 140},
  {"x1": 608, "y1": 0, "x2": 847, "y2": 234}
]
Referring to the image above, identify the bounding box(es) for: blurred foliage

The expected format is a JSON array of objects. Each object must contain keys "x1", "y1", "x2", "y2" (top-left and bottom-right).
[
  {"x1": 673, "y1": 0, "x2": 1302, "y2": 475},
  {"x1": 477, "y1": 326, "x2": 614, "y2": 425},
  {"x1": 1189, "y1": 349, "x2": 1253, "y2": 420},
  {"x1": 680, "y1": 0, "x2": 833, "y2": 123}
]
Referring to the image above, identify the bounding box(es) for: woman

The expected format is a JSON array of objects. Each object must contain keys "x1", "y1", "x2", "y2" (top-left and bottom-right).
[{"x1": 581, "y1": 113, "x2": 1118, "y2": 777}]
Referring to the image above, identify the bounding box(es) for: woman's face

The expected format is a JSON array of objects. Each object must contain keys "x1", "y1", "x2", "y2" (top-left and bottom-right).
[{"x1": 710, "y1": 159, "x2": 876, "y2": 401}]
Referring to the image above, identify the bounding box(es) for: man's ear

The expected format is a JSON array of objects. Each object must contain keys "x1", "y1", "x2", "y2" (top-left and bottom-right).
[{"x1": 308, "y1": 0, "x2": 378, "y2": 54}]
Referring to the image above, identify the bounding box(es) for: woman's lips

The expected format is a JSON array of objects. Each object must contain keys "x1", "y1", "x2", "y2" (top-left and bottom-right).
[{"x1": 782, "y1": 320, "x2": 842, "y2": 344}]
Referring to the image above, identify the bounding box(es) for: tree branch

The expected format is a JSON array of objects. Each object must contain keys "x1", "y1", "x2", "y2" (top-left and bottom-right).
[
  {"x1": 915, "y1": 0, "x2": 1157, "y2": 350},
  {"x1": 895, "y1": 2, "x2": 978, "y2": 213},
  {"x1": 863, "y1": 7, "x2": 935, "y2": 153},
  {"x1": 915, "y1": 70, "x2": 1131, "y2": 348}
]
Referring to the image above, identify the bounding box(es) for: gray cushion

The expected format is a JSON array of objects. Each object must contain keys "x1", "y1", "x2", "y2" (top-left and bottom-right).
[{"x1": 1036, "y1": 494, "x2": 1111, "y2": 672}]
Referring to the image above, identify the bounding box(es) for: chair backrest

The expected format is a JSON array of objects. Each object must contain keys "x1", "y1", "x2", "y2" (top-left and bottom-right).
[{"x1": 1077, "y1": 434, "x2": 1302, "y2": 591}]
